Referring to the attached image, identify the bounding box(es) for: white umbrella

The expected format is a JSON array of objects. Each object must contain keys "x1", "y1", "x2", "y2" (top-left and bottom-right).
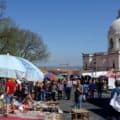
[
  {"x1": 0, "y1": 54, "x2": 26, "y2": 79},
  {"x1": 18, "y1": 57, "x2": 44, "y2": 81}
]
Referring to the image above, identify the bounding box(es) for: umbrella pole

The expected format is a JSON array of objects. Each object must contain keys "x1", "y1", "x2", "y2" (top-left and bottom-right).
[
  {"x1": 0, "y1": 78, "x2": 6, "y2": 117},
  {"x1": 0, "y1": 78, "x2": 5, "y2": 116},
  {"x1": 3, "y1": 78, "x2": 7, "y2": 117}
]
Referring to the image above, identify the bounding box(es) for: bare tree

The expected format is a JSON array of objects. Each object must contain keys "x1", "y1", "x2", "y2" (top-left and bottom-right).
[
  {"x1": 16, "y1": 29, "x2": 49, "y2": 61},
  {"x1": 0, "y1": 26, "x2": 49, "y2": 62},
  {"x1": 0, "y1": 0, "x2": 49, "y2": 62}
]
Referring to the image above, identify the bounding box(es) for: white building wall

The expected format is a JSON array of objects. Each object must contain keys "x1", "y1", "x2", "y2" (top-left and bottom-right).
[
  {"x1": 95, "y1": 55, "x2": 106, "y2": 70},
  {"x1": 118, "y1": 51, "x2": 120, "y2": 70},
  {"x1": 108, "y1": 33, "x2": 120, "y2": 52},
  {"x1": 107, "y1": 53, "x2": 118, "y2": 69}
]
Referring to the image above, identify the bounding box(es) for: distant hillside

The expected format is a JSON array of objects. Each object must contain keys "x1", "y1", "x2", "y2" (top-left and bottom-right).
[{"x1": 40, "y1": 65, "x2": 82, "y2": 70}]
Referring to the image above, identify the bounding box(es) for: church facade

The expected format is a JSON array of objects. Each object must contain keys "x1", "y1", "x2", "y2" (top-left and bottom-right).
[{"x1": 82, "y1": 11, "x2": 120, "y2": 71}]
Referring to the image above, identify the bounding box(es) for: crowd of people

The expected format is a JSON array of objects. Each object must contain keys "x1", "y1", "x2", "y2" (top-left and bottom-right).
[{"x1": 0, "y1": 75, "x2": 109, "y2": 117}]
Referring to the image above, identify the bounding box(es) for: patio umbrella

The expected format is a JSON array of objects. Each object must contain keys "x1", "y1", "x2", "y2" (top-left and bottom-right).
[
  {"x1": 44, "y1": 72, "x2": 56, "y2": 80},
  {"x1": 0, "y1": 54, "x2": 26, "y2": 79},
  {"x1": 18, "y1": 57, "x2": 44, "y2": 82}
]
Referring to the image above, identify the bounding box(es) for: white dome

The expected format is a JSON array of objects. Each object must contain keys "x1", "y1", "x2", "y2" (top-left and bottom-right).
[
  {"x1": 108, "y1": 18, "x2": 120, "y2": 38},
  {"x1": 108, "y1": 11, "x2": 120, "y2": 52}
]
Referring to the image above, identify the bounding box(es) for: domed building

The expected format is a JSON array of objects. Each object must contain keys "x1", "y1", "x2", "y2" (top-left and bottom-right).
[{"x1": 83, "y1": 11, "x2": 120, "y2": 71}]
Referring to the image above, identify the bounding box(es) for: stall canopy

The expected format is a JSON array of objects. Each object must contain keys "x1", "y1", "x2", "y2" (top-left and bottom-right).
[
  {"x1": 82, "y1": 71, "x2": 107, "y2": 78},
  {"x1": 105, "y1": 70, "x2": 120, "y2": 78}
]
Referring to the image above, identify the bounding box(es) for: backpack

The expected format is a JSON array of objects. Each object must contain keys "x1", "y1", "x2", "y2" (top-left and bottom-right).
[{"x1": 110, "y1": 88, "x2": 120, "y2": 112}]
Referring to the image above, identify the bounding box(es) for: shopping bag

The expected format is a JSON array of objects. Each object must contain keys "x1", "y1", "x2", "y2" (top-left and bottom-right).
[{"x1": 110, "y1": 92, "x2": 120, "y2": 112}]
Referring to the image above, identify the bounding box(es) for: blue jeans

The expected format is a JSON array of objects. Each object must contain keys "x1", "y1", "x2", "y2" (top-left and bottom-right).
[
  {"x1": 40, "y1": 90, "x2": 46, "y2": 101},
  {"x1": 5, "y1": 94, "x2": 13, "y2": 104},
  {"x1": 74, "y1": 95, "x2": 82, "y2": 109}
]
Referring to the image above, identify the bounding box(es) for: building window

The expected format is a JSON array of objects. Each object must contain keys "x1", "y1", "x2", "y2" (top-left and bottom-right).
[
  {"x1": 119, "y1": 39, "x2": 120, "y2": 48},
  {"x1": 112, "y1": 62, "x2": 115, "y2": 69},
  {"x1": 84, "y1": 64, "x2": 88, "y2": 70},
  {"x1": 110, "y1": 38, "x2": 114, "y2": 50}
]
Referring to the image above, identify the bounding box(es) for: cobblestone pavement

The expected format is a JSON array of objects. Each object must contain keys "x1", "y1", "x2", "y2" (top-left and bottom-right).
[{"x1": 59, "y1": 91, "x2": 111, "y2": 120}]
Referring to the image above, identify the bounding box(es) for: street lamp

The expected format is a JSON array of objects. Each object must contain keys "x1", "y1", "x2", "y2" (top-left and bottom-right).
[{"x1": 93, "y1": 54, "x2": 97, "y2": 77}]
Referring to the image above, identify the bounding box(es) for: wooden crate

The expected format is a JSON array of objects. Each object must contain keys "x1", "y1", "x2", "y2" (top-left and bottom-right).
[
  {"x1": 45, "y1": 113, "x2": 63, "y2": 120},
  {"x1": 71, "y1": 108, "x2": 90, "y2": 120},
  {"x1": 46, "y1": 101, "x2": 59, "y2": 105}
]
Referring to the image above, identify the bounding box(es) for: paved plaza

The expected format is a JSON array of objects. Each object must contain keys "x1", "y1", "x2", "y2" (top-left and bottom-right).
[{"x1": 59, "y1": 91, "x2": 111, "y2": 120}]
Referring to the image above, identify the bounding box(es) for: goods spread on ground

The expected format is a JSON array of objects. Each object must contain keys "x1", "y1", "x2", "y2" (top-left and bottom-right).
[{"x1": 0, "y1": 100, "x2": 63, "y2": 120}]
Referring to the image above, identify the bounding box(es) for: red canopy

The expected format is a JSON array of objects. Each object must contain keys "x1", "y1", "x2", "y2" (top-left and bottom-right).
[{"x1": 105, "y1": 71, "x2": 120, "y2": 78}]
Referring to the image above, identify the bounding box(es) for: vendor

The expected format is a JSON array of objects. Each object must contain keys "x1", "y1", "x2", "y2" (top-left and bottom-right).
[
  {"x1": 14, "y1": 79, "x2": 22, "y2": 102},
  {"x1": 5, "y1": 78, "x2": 16, "y2": 116},
  {"x1": 22, "y1": 94, "x2": 33, "y2": 105},
  {"x1": 21, "y1": 81, "x2": 29, "y2": 101}
]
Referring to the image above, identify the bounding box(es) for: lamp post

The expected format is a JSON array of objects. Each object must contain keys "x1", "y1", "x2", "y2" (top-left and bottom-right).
[{"x1": 93, "y1": 54, "x2": 97, "y2": 78}]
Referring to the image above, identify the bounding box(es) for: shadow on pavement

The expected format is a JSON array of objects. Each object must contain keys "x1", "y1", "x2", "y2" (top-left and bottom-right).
[
  {"x1": 88, "y1": 97, "x2": 110, "y2": 108},
  {"x1": 63, "y1": 110, "x2": 70, "y2": 113},
  {"x1": 87, "y1": 98, "x2": 113, "y2": 120},
  {"x1": 89, "y1": 108, "x2": 109, "y2": 119}
]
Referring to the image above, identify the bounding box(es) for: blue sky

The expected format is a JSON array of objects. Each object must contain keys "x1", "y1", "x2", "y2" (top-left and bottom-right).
[{"x1": 6, "y1": 0, "x2": 120, "y2": 66}]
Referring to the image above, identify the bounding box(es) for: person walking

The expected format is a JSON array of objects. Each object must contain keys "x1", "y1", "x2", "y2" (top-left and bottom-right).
[
  {"x1": 74, "y1": 80, "x2": 83, "y2": 109},
  {"x1": 66, "y1": 77, "x2": 72, "y2": 100},
  {"x1": 83, "y1": 80, "x2": 89, "y2": 101},
  {"x1": 96, "y1": 79, "x2": 103, "y2": 99},
  {"x1": 34, "y1": 82, "x2": 41, "y2": 101},
  {"x1": 89, "y1": 79, "x2": 95, "y2": 99},
  {"x1": 109, "y1": 80, "x2": 120, "y2": 120},
  {"x1": 63, "y1": 78, "x2": 67, "y2": 99},
  {"x1": 51, "y1": 81, "x2": 57, "y2": 101},
  {"x1": 5, "y1": 79, "x2": 16, "y2": 116},
  {"x1": 57, "y1": 80, "x2": 63, "y2": 100}
]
